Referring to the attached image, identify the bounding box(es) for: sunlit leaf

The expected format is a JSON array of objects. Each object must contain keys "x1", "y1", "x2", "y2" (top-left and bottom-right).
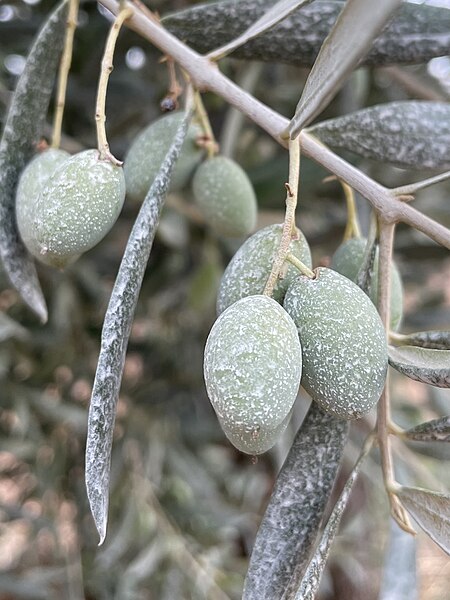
[
  {"x1": 243, "y1": 403, "x2": 349, "y2": 599},
  {"x1": 310, "y1": 102, "x2": 450, "y2": 170},
  {"x1": 85, "y1": 111, "x2": 192, "y2": 545},
  {"x1": 388, "y1": 345, "x2": 450, "y2": 388},
  {"x1": 0, "y1": 0, "x2": 68, "y2": 323},
  {"x1": 404, "y1": 416, "x2": 450, "y2": 443},
  {"x1": 163, "y1": 1, "x2": 450, "y2": 67},
  {"x1": 379, "y1": 519, "x2": 417, "y2": 600},
  {"x1": 397, "y1": 486, "x2": 450, "y2": 555},
  {"x1": 208, "y1": 0, "x2": 313, "y2": 60},
  {"x1": 397, "y1": 330, "x2": 450, "y2": 351},
  {"x1": 291, "y1": 446, "x2": 368, "y2": 599},
  {"x1": 289, "y1": 0, "x2": 401, "y2": 136}
]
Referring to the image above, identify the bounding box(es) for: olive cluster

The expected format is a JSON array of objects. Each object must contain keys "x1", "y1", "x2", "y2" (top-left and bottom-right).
[{"x1": 204, "y1": 217, "x2": 404, "y2": 456}]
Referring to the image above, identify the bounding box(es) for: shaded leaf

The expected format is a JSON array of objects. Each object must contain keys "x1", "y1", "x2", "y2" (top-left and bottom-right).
[
  {"x1": 0, "y1": 312, "x2": 29, "y2": 343},
  {"x1": 85, "y1": 111, "x2": 192, "y2": 545},
  {"x1": 208, "y1": 0, "x2": 313, "y2": 60},
  {"x1": 242, "y1": 403, "x2": 349, "y2": 599},
  {"x1": 398, "y1": 330, "x2": 450, "y2": 351},
  {"x1": 355, "y1": 236, "x2": 377, "y2": 296},
  {"x1": 404, "y1": 416, "x2": 450, "y2": 443},
  {"x1": 379, "y1": 519, "x2": 418, "y2": 600},
  {"x1": 163, "y1": 1, "x2": 450, "y2": 67},
  {"x1": 397, "y1": 486, "x2": 450, "y2": 555},
  {"x1": 310, "y1": 102, "x2": 450, "y2": 170},
  {"x1": 0, "y1": 0, "x2": 68, "y2": 322},
  {"x1": 291, "y1": 446, "x2": 368, "y2": 599},
  {"x1": 388, "y1": 345, "x2": 450, "y2": 388},
  {"x1": 289, "y1": 0, "x2": 401, "y2": 136}
]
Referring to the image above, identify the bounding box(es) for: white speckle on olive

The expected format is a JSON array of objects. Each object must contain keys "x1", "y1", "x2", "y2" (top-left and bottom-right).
[{"x1": 204, "y1": 295, "x2": 302, "y2": 454}]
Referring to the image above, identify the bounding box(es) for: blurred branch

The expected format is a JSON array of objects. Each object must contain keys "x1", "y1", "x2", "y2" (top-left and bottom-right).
[{"x1": 379, "y1": 66, "x2": 448, "y2": 102}]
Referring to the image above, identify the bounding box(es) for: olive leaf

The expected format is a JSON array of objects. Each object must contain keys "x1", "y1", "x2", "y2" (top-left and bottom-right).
[
  {"x1": 290, "y1": 445, "x2": 368, "y2": 600},
  {"x1": 0, "y1": 0, "x2": 68, "y2": 323},
  {"x1": 85, "y1": 111, "x2": 192, "y2": 545},
  {"x1": 242, "y1": 403, "x2": 349, "y2": 599},
  {"x1": 397, "y1": 486, "x2": 450, "y2": 555},
  {"x1": 289, "y1": 0, "x2": 402, "y2": 136},
  {"x1": 208, "y1": 0, "x2": 314, "y2": 60},
  {"x1": 396, "y1": 330, "x2": 450, "y2": 351},
  {"x1": 310, "y1": 102, "x2": 450, "y2": 170},
  {"x1": 163, "y1": 1, "x2": 450, "y2": 67},
  {"x1": 404, "y1": 416, "x2": 450, "y2": 443},
  {"x1": 355, "y1": 236, "x2": 377, "y2": 296},
  {"x1": 388, "y1": 345, "x2": 450, "y2": 388},
  {"x1": 0, "y1": 313, "x2": 30, "y2": 343},
  {"x1": 378, "y1": 519, "x2": 418, "y2": 600}
]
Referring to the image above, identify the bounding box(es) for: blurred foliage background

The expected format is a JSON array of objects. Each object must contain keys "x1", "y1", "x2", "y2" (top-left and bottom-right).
[{"x1": 1, "y1": 1, "x2": 450, "y2": 598}]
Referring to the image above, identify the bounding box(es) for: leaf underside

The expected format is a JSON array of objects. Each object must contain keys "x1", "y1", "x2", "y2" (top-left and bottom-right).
[
  {"x1": 404, "y1": 416, "x2": 450, "y2": 443},
  {"x1": 163, "y1": 0, "x2": 450, "y2": 68},
  {"x1": 0, "y1": 0, "x2": 68, "y2": 322},
  {"x1": 400, "y1": 330, "x2": 450, "y2": 351},
  {"x1": 243, "y1": 403, "x2": 349, "y2": 599},
  {"x1": 388, "y1": 345, "x2": 450, "y2": 388},
  {"x1": 85, "y1": 112, "x2": 192, "y2": 545}
]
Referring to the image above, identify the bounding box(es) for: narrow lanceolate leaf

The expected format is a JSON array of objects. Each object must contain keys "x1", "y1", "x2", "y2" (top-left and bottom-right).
[
  {"x1": 399, "y1": 330, "x2": 450, "y2": 351},
  {"x1": 355, "y1": 237, "x2": 377, "y2": 296},
  {"x1": 208, "y1": 0, "x2": 314, "y2": 60},
  {"x1": 404, "y1": 416, "x2": 450, "y2": 443},
  {"x1": 388, "y1": 345, "x2": 450, "y2": 388},
  {"x1": 292, "y1": 448, "x2": 368, "y2": 600},
  {"x1": 242, "y1": 403, "x2": 349, "y2": 600},
  {"x1": 289, "y1": 0, "x2": 402, "y2": 136},
  {"x1": 85, "y1": 113, "x2": 191, "y2": 545},
  {"x1": 397, "y1": 486, "x2": 450, "y2": 555},
  {"x1": 163, "y1": 1, "x2": 450, "y2": 68},
  {"x1": 378, "y1": 519, "x2": 418, "y2": 600},
  {"x1": 310, "y1": 102, "x2": 450, "y2": 170},
  {"x1": 0, "y1": 1, "x2": 68, "y2": 323}
]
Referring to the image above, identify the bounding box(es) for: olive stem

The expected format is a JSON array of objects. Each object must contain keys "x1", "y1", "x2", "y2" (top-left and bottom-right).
[
  {"x1": 342, "y1": 181, "x2": 361, "y2": 241},
  {"x1": 376, "y1": 221, "x2": 414, "y2": 534},
  {"x1": 391, "y1": 170, "x2": 450, "y2": 196},
  {"x1": 97, "y1": 0, "x2": 450, "y2": 250},
  {"x1": 263, "y1": 137, "x2": 300, "y2": 297},
  {"x1": 285, "y1": 253, "x2": 315, "y2": 279},
  {"x1": 193, "y1": 90, "x2": 218, "y2": 158},
  {"x1": 95, "y1": 7, "x2": 132, "y2": 165},
  {"x1": 51, "y1": 0, "x2": 79, "y2": 149}
]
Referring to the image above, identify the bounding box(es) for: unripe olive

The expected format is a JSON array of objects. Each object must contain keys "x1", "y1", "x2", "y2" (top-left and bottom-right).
[
  {"x1": 124, "y1": 112, "x2": 204, "y2": 203},
  {"x1": 217, "y1": 223, "x2": 312, "y2": 315},
  {"x1": 192, "y1": 156, "x2": 257, "y2": 238},
  {"x1": 283, "y1": 268, "x2": 388, "y2": 420},
  {"x1": 204, "y1": 295, "x2": 302, "y2": 454},
  {"x1": 331, "y1": 237, "x2": 403, "y2": 331},
  {"x1": 23, "y1": 149, "x2": 125, "y2": 268},
  {"x1": 16, "y1": 148, "x2": 70, "y2": 255}
]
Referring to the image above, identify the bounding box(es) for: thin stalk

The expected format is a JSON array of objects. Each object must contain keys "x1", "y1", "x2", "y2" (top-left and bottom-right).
[
  {"x1": 342, "y1": 181, "x2": 361, "y2": 240},
  {"x1": 285, "y1": 253, "x2": 315, "y2": 278},
  {"x1": 264, "y1": 137, "x2": 301, "y2": 296},
  {"x1": 193, "y1": 90, "x2": 218, "y2": 158},
  {"x1": 51, "y1": 0, "x2": 79, "y2": 149},
  {"x1": 95, "y1": 7, "x2": 132, "y2": 164},
  {"x1": 392, "y1": 170, "x2": 450, "y2": 196}
]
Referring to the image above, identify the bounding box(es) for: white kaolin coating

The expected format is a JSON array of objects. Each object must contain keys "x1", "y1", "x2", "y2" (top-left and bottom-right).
[{"x1": 204, "y1": 295, "x2": 302, "y2": 454}]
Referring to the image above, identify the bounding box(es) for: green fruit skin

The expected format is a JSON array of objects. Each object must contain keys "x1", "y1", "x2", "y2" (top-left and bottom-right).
[
  {"x1": 216, "y1": 223, "x2": 312, "y2": 315},
  {"x1": 283, "y1": 268, "x2": 388, "y2": 420},
  {"x1": 204, "y1": 295, "x2": 302, "y2": 454},
  {"x1": 192, "y1": 156, "x2": 257, "y2": 238},
  {"x1": 331, "y1": 237, "x2": 403, "y2": 331},
  {"x1": 16, "y1": 148, "x2": 70, "y2": 256},
  {"x1": 28, "y1": 149, "x2": 125, "y2": 268},
  {"x1": 124, "y1": 112, "x2": 204, "y2": 202}
]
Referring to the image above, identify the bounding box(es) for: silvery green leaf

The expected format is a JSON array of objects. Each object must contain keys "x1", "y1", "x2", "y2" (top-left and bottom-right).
[
  {"x1": 399, "y1": 330, "x2": 450, "y2": 351},
  {"x1": 310, "y1": 102, "x2": 450, "y2": 170},
  {"x1": 291, "y1": 448, "x2": 367, "y2": 600},
  {"x1": 208, "y1": 0, "x2": 313, "y2": 60},
  {"x1": 397, "y1": 486, "x2": 450, "y2": 555},
  {"x1": 0, "y1": 0, "x2": 68, "y2": 323},
  {"x1": 289, "y1": 0, "x2": 402, "y2": 136},
  {"x1": 388, "y1": 345, "x2": 450, "y2": 388},
  {"x1": 85, "y1": 112, "x2": 192, "y2": 545},
  {"x1": 378, "y1": 519, "x2": 418, "y2": 600},
  {"x1": 164, "y1": 1, "x2": 450, "y2": 67},
  {"x1": 242, "y1": 403, "x2": 349, "y2": 599},
  {"x1": 404, "y1": 416, "x2": 450, "y2": 443}
]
